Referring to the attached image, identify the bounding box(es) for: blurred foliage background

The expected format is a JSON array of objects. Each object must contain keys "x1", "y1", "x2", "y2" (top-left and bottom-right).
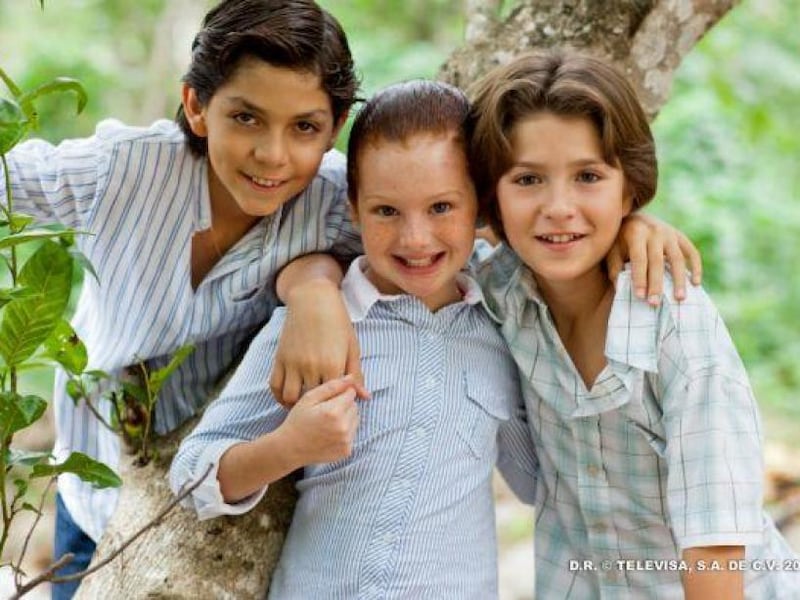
[{"x1": 1, "y1": 0, "x2": 798, "y2": 443}]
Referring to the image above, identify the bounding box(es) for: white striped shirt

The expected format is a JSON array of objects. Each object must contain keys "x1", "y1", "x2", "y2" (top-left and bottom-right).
[
  {"x1": 1, "y1": 119, "x2": 361, "y2": 542},
  {"x1": 171, "y1": 258, "x2": 539, "y2": 599},
  {"x1": 478, "y1": 244, "x2": 800, "y2": 599}
]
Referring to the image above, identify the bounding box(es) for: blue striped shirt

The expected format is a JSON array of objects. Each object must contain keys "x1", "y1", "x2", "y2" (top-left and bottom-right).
[
  {"x1": 171, "y1": 258, "x2": 538, "y2": 599},
  {"x1": 1, "y1": 119, "x2": 362, "y2": 542},
  {"x1": 478, "y1": 244, "x2": 799, "y2": 598}
]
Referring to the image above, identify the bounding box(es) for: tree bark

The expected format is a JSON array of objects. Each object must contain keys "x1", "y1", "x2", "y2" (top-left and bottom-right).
[
  {"x1": 440, "y1": 0, "x2": 740, "y2": 119},
  {"x1": 76, "y1": 1, "x2": 738, "y2": 596}
]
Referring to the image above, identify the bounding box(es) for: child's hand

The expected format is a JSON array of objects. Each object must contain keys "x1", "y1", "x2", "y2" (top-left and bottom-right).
[
  {"x1": 281, "y1": 376, "x2": 361, "y2": 465},
  {"x1": 270, "y1": 279, "x2": 368, "y2": 407},
  {"x1": 606, "y1": 213, "x2": 702, "y2": 306}
]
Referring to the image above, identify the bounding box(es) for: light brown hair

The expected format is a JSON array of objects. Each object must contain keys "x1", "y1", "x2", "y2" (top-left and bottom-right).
[{"x1": 467, "y1": 50, "x2": 657, "y2": 240}]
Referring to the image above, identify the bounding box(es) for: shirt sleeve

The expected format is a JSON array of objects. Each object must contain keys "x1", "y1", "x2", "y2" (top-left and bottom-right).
[
  {"x1": 0, "y1": 129, "x2": 108, "y2": 230},
  {"x1": 496, "y1": 396, "x2": 539, "y2": 505},
  {"x1": 657, "y1": 286, "x2": 765, "y2": 550},
  {"x1": 169, "y1": 311, "x2": 290, "y2": 520}
]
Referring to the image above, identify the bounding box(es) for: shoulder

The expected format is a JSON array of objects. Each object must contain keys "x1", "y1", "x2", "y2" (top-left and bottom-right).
[
  {"x1": 611, "y1": 269, "x2": 744, "y2": 378},
  {"x1": 311, "y1": 148, "x2": 347, "y2": 192},
  {"x1": 94, "y1": 118, "x2": 185, "y2": 147}
]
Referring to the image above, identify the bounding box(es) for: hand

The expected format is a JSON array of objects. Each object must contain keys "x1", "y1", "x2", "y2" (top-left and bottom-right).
[
  {"x1": 281, "y1": 376, "x2": 361, "y2": 465},
  {"x1": 270, "y1": 279, "x2": 368, "y2": 407},
  {"x1": 607, "y1": 213, "x2": 702, "y2": 306}
]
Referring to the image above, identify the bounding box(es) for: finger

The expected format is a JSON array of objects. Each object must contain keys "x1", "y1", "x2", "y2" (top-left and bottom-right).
[
  {"x1": 344, "y1": 335, "x2": 369, "y2": 399},
  {"x1": 269, "y1": 362, "x2": 286, "y2": 404},
  {"x1": 627, "y1": 234, "x2": 649, "y2": 300},
  {"x1": 299, "y1": 376, "x2": 356, "y2": 407},
  {"x1": 679, "y1": 235, "x2": 703, "y2": 286},
  {"x1": 664, "y1": 237, "x2": 686, "y2": 301},
  {"x1": 282, "y1": 369, "x2": 305, "y2": 407},
  {"x1": 646, "y1": 237, "x2": 665, "y2": 306},
  {"x1": 605, "y1": 245, "x2": 624, "y2": 288}
]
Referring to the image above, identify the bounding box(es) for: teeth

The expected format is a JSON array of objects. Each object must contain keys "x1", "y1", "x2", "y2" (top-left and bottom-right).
[
  {"x1": 403, "y1": 257, "x2": 435, "y2": 267},
  {"x1": 540, "y1": 233, "x2": 582, "y2": 243},
  {"x1": 250, "y1": 174, "x2": 282, "y2": 188}
]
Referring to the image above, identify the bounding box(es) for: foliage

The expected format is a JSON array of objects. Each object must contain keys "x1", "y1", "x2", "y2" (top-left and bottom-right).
[
  {"x1": 651, "y1": 0, "x2": 800, "y2": 431},
  {"x1": 0, "y1": 52, "x2": 194, "y2": 598},
  {"x1": 0, "y1": 67, "x2": 120, "y2": 583}
]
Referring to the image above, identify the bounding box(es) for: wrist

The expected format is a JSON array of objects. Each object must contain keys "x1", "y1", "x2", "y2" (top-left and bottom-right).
[{"x1": 284, "y1": 277, "x2": 342, "y2": 307}]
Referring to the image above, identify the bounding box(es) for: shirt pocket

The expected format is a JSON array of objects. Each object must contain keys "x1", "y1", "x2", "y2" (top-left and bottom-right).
[
  {"x1": 356, "y1": 360, "x2": 404, "y2": 442},
  {"x1": 457, "y1": 370, "x2": 511, "y2": 459}
]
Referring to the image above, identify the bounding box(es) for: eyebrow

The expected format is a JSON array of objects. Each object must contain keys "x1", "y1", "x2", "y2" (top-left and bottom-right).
[
  {"x1": 226, "y1": 96, "x2": 331, "y2": 120},
  {"x1": 510, "y1": 157, "x2": 609, "y2": 169}
]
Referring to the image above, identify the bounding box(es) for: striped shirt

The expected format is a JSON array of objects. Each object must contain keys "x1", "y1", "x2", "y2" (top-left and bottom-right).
[
  {"x1": 478, "y1": 244, "x2": 799, "y2": 598},
  {"x1": 171, "y1": 257, "x2": 538, "y2": 599},
  {"x1": 1, "y1": 119, "x2": 361, "y2": 542}
]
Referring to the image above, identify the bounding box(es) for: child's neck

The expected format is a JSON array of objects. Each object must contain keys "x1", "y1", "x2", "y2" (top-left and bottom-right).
[{"x1": 535, "y1": 267, "x2": 614, "y2": 390}]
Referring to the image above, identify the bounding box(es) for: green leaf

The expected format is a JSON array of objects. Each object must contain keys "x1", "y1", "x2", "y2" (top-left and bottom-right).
[
  {"x1": 32, "y1": 451, "x2": 121, "y2": 489},
  {"x1": 0, "y1": 68, "x2": 23, "y2": 98},
  {"x1": 13, "y1": 478, "x2": 28, "y2": 498},
  {"x1": 17, "y1": 78, "x2": 88, "y2": 126},
  {"x1": 0, "y1": 241, "x2": 73, "y2": 366},
  {"x1": 0, "y1": 393, "x2": 47, "y2": 438},
  {"x1": 66, "y1": 378, "x2": 83, "y2": 403},
  {"x1": 7, "y1": 447, "x2": 51, "y2": 468},
  {"x1": 68, "y1": 248, "x2": 100, "y2": 284},
  {"x1": 121, "y1": 381, "x2": 147, "y2": 405},
  {"x1": 0, "y1": 286, "x2": 41, "y2": 310},
  {"x1": 0, "y1": 97, "x2": 27, "y2": 154},
  {"x1": 42, "y1": 319, "x2": 87, "y2": 375},
  {"x1": 0, "y1": 212, "x2": 36, "y2": 231},
  {"x1": 148, "y1": 344, "x2": 195, "y2": 396},
  {"x1": 0, "y1": 228, "x2": 88, "y2": 250},
  {"x1": 21, "y1": 502, "x2": 41, "y2": 515}
]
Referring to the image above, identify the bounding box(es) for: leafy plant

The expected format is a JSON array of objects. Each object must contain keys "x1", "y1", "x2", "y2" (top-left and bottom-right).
[{"x1": 0, "y1": 66, "x2": 124, "y2": 572}]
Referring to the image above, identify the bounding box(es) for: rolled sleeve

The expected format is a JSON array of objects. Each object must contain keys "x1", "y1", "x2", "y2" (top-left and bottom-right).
[
  {"x1": 172, "y1": 440, "x2": 268, "y2": 521},
  {"x1": 664, "y1": 370, "x2": 765, "y2": 550}
]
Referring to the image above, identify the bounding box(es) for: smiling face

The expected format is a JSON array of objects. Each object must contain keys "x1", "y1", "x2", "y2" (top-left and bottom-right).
[
  {"x1": 182, "y1": 56, "x2": 343, "y2": 222},
  {"x1": 351, "y1": 132, "x2": 478, "y2": 311},
  {"x1": 497, "y1": 112, "x2": 632, "y2": 290}
]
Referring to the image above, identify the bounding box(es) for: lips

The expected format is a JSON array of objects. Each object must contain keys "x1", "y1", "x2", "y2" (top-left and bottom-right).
[
  {"x1": 394, "y1": 252, "x2": 445, "y2": 269},
  {"x1": 246, "y1": 173, "x2": 286, "y2": 189},
  {"x1": 535, "y1": 233, "x2": 585, "y2": 244}
]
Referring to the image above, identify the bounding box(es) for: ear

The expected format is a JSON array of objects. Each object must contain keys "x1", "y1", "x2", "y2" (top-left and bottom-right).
[
  {"x1": 181, "y1": 84, "x2": 208, "y2": 137},
  {"x1": 327, "y1": 110, "x2": 350, "y2": 151}
]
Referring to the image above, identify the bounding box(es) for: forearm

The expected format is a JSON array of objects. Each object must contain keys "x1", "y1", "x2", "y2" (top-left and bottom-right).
[
  {"x1": 276, "y1": 253, "x2": 344, "y2": 303},
  {"x1": 217, "y1": 427, "x2": 303, "y2": 503},
  {"x1": 682, "y1": 546, "x2": 744, "y2": 600}
]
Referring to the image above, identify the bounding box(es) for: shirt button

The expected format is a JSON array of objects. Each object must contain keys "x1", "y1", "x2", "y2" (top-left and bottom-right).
[
  {"x1": 587, "y1": 465, "x2": 601, "y2": 477},
  {"x1": 593, "y1": 522, "x2": 607, "y2": 533}
]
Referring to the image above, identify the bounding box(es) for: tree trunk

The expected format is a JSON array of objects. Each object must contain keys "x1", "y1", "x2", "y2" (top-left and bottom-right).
[
  {"x1": 74, "y1": 421, "x2": 297, "y2": 599},
  {"x1": 76, "y1": 1, "x2": 737, "y2": 596}
]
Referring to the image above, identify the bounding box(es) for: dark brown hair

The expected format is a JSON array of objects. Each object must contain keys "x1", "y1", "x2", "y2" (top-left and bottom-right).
[
  {"x1": 346, "y1": 79, "x2": 472, "y2": 206},
  {"x1": 467, "y1": 50, "x2": 657, "y2": 239},
  {"x1": 176, "y1": 0, "x2": 359, "y2": 157}
]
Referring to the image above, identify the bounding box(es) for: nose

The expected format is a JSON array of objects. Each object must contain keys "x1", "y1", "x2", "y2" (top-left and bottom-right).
[
  {"x1": 541, "y1": 183, "x2": 576, "y2": 221},
  {"x1": 399, "y1": 214, "x2": 433, "y2": 249},
  {"x1": 253, "y1": 130, "x2": 288, "y2": 167}
]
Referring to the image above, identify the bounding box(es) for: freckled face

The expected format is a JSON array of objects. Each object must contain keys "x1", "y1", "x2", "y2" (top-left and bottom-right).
[
  {"x1": 351, "y1": 133, "x2": 478, "y2": 311},
  {"x1": 182, "y1": 57, "x2": 343, "y2": 220},
  {"x1": 496, "y1": 112, "x2": 632, "y2": 288}
]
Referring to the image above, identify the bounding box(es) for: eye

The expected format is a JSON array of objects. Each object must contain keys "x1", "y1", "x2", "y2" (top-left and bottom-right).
[
  {"x1": 233, "y1": 112, "x2": 257, "y2": 126},
  {"x1": 296, "y1": 120, "x2": 321, "y2": 134},
  {"x1": 512, "y1": 173, "x2": 541, "y2": 186},
  {"x1": 374, "y1": 205, "x2": 398, "y2": 217},
  {"x1": 430, "y1": 202, "x2": 452, "y2": 214},
  {"x1": 577, "y1": 170, "x2": 601, "y2": 183}
]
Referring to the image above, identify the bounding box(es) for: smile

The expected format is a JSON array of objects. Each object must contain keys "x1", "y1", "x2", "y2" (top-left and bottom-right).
[
  {"x1": 395, "y1": 253, "x2": 444, "y2": 269},
  {"x1": 536, "y1": 233, "x2": 585, "y2": 243},
  {"x1": 247, "y1": 173, "x2": 286, "y2": 188}
]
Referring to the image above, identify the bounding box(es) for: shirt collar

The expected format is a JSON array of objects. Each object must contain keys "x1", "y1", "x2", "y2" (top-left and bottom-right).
[{"x1": 342, "y1": 256, "x2": 485, "y2": 322}]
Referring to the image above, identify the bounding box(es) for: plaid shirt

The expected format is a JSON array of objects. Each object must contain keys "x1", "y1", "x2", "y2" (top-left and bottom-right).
[{"x1": 477, "y1": 243, "x2": 799, "y2": 599}]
